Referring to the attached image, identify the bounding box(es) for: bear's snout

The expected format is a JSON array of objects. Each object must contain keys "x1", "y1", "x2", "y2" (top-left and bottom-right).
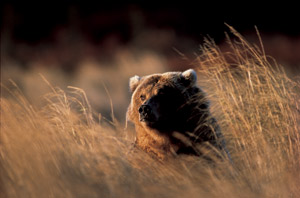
[
  {"x1": 139, "y1": 104, "x2": 151, "y2": 120},
  {"x1": 139, "y1": 104, "x2": 156, "y2": 122},
  {"x1": 139, "y1": 104, "x2": 151, "y2": 114}
]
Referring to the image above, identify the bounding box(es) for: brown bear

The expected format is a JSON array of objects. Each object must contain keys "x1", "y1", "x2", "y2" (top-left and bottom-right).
[{"x1": 126, "y1": 69, "x2": 229, "y2": 160}]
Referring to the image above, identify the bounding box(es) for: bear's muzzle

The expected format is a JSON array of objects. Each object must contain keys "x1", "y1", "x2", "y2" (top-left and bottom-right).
[{"x1": 139, "y1": 104, "x2": 155, "y2": 122}]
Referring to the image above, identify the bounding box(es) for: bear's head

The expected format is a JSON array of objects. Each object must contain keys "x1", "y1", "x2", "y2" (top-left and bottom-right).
[{"x1": 127, "y1": 69, "x2": 200, "y2": 132}]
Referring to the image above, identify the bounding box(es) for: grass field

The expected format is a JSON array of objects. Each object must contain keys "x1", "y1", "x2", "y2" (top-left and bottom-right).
[{"x1": 1, "y1": 28, "x2": 300, "y2": 198}]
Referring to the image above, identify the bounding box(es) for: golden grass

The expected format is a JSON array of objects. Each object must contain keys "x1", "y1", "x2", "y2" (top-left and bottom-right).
[{"x1": 1, "y1": 28, "x2": 300, "y2": 198}]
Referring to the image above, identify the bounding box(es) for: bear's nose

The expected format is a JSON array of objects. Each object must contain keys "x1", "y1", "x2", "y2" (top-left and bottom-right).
[{"x1": 139, "y1": 104, "x2": 151, "y2": 114}]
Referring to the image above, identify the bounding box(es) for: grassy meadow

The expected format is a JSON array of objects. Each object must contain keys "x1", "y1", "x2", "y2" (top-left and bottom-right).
[{"x1": 1, "y1": 28, "x2": 300, "y2": 198}]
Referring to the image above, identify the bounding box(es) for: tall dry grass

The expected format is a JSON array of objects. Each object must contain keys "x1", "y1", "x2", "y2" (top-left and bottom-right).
[{"x1": 1, "y1": 28, "x2": 300, "y2": 198}]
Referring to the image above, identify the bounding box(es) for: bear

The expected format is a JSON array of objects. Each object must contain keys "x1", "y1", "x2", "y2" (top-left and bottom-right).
[{"x1": 126, "y1": 69, "x2": 229, "y2": 160}]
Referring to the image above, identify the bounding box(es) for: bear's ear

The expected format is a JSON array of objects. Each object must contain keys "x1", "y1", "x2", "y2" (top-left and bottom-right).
[
  {"x1": 129, "y1": 75, "x2": 141, "y2": 92},
  {"x1": 181, "y1": 69, "x2": 197, "y2": 86}
]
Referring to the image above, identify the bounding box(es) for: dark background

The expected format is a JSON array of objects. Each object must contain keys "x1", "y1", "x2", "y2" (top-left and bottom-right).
[
  {"x1": 2, "y1": 1, "x2": 300, "y2": 44},
  {"x1": 2, "y1": 1, "x2": 300, "y2": 70}
]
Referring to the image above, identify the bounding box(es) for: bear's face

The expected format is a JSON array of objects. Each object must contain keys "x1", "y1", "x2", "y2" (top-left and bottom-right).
[
  {"x1": 127, "y1": 69, "x2": 197, "y2": 131},
  {"x1": 134, "y1": 77, "x2": 185, "y2": 127}
]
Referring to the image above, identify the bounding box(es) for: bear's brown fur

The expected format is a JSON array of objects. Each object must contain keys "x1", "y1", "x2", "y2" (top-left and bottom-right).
[{"x1": 127, "y1": 69, "x2": 228, "y2": 159}]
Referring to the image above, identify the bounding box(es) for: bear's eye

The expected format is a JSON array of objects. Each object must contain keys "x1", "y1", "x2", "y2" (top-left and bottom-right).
[{"x1": 140, "y1": 94, "x2": 146, "y2": 101}]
